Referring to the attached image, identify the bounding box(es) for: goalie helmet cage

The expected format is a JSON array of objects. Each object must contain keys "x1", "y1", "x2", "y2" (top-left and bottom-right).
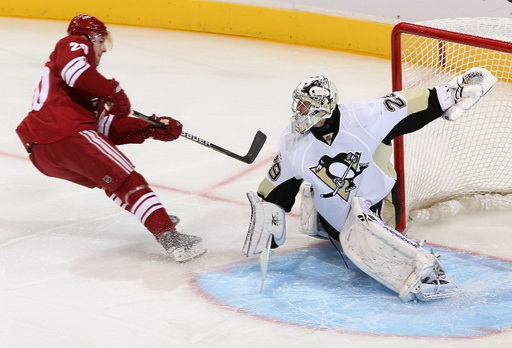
[{"x1": 391, "y1": 18, "x2": 512, "y2": 232}]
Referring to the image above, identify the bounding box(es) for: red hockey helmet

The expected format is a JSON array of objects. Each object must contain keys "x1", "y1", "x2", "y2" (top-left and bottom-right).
[{"x1": 67, "y1": 14, "x2": 112, "y2": 49}]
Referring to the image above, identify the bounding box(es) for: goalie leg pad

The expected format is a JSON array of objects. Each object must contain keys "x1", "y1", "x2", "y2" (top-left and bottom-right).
[
  {"x1": 299, "y1": 183, "x2": 329, "y2": 240},
  {"x1": 340, "y1": 197, "x2": 460, "y2": 301},
  {"x1": 243, "y1": 191, "x2": 286, "y2": 257}
]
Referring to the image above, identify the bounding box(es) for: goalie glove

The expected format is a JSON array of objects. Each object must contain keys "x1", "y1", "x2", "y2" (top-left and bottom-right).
[
  {"x1": 442, "y1": 67, "x2": 497, "y2": 121},
  {"x1": 243, "y1": 191, "x2": 286, "y2": 257}
]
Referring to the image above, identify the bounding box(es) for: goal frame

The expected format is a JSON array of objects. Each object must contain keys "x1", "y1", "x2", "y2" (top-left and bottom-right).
[{"x1": 391, "y1": 21, "x2": 512, "y2": 232}]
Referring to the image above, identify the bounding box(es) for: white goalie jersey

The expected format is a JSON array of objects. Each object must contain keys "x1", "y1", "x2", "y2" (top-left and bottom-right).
[{"x1": 259, "y1": 89, "x2": 433, "y2": 233}]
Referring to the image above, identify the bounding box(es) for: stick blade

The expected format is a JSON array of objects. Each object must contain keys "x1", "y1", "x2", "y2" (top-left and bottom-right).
[
  {"x1": 244, "y1": 131, "x2": 267, "y2": 164},
  {"x1": 259, "y1": 233, "x2": 273, "y2": 293}
]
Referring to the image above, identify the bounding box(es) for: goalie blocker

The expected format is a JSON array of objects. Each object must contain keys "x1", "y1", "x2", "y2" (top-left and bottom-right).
[
  {"x1": 243, "y1": 191, "x2": 286, "y2": 257},
  {"x1": 340, "y1": 197, "x2": 460, "y2": 301}
]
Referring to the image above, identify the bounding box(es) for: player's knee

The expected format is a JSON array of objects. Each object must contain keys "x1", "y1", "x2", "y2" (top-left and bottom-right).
[{"x1": 113, "y1": 171, "x2": 149, "y2": 200}]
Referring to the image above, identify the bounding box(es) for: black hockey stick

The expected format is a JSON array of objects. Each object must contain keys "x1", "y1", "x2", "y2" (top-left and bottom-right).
[{"x1": 132, "y1": 110, "x2": 267, "y2": 164}]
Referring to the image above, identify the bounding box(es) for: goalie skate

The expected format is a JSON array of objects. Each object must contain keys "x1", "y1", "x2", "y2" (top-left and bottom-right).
[
  {"x1": 411, "y1": 258, "x2": 460, "y2": 301},
  {"x1": 158, "y1": 230, "x2": 206, "y2": 262}
]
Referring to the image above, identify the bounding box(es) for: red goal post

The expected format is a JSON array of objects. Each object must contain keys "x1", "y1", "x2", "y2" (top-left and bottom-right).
[{"x1": 391, "y1": 18, "x2": 512, "y2": 232}]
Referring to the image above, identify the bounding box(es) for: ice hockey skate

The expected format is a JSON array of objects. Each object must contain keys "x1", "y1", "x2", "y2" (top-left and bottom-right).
[
  {"x1": 412, "y1": 258, "x2": 460, "y2": 301},
  {"x1": 169, "y1": 215, "x2": 180, "y2": 226},
  {"x1": 158, "y1": 230, "x2": 206, "y2": 262}
]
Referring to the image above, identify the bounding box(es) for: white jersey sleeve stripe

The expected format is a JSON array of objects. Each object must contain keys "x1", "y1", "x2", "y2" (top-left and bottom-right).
[
  {"x1": 61, "y1": 56, "x2": 90, "y2": 87},
  {"x1": 79, "y1": 130, "x2": 134, "y2": 174},
  {"x1": 98, "y1": 114, "x2": 114, "y2": 136}
]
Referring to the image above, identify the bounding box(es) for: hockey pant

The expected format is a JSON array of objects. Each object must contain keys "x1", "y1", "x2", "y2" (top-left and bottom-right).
[{"x1": 28, "y1": 130, "x2": 175, "y2": 237}]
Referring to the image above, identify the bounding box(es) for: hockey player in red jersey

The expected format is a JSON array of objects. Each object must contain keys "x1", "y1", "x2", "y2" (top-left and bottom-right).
[{"x1": 16, "y1": 14, "x2": 206, "y2": 262}]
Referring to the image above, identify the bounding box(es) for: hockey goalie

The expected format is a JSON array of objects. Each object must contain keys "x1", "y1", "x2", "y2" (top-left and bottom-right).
[{"x1": 243, "y1": 68, "x2": 496, "y2": 301}]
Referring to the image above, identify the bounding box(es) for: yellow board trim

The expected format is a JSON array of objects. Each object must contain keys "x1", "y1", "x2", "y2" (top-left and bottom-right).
[{"x1": 0, "y1": 0, "x2": 393, "y2": 57}]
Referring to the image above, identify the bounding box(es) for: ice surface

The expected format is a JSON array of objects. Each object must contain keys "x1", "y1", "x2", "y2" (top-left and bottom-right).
[{"x1": 1, "y1": 17, "x2": 512, "y2": 347}]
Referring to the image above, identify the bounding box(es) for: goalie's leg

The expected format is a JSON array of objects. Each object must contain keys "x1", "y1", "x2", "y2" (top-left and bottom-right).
[
  {"x1": 299, "y1": 183, "x2": 330, "y2": 239},
  {"x1": 340, "y1": 197, "x2": 460, "y2": 301}
]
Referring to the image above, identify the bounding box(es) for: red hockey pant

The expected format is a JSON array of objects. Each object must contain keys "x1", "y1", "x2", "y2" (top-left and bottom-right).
[{"x1": 28, "y1": 130, "x2": 174, "y2": 237}]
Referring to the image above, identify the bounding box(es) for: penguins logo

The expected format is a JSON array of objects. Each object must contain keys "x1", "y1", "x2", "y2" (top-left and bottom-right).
[{"x1": 309, "y1": 152, "x2": 368, "y2": 200}]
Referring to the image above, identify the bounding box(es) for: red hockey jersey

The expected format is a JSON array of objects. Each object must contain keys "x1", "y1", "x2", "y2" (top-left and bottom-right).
[{"x1": 16, "y1": 35, "x2": 119, "y2": 148}]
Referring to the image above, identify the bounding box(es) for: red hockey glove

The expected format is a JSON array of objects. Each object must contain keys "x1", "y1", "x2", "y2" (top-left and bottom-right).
[
  {"x1": 105, "y1": 79, "x2": 131, "y2": 119},
  {"x1": 147, "y1": 115, "x2": 183, "y2": 141}
]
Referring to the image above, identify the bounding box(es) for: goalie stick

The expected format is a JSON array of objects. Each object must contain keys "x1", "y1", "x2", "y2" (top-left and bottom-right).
[
  {"x1": 259, "y1": 234, "x2": 273, "y2": 293},
  {"x1": 132, "y1": 110, "x2": 267, "y2": 164}
]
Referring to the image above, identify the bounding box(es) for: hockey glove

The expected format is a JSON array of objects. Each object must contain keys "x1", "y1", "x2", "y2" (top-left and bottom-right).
[
  {"x1": 104, "y1": 79, "x2": 131, "y2": 119},
  {"x1": 243, "y1": 191, "x2": 286, "y2": 257},
  {"x1": 146, "y1": 115, "x2": 183, "y2": 141},
  {"x1": 443, "y1": 67, "x2": 497, "y2": 121}
]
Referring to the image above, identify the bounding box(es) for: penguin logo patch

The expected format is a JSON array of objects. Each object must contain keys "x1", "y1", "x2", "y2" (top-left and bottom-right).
[{"x1": 309, "y1": 152, "x2": 368, "y2": 201}]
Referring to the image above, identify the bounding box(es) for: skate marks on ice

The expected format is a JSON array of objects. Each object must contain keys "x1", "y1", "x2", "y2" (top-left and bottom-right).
[{"x1": 193, "y1": 243, "x2": 512, "y2": 338}]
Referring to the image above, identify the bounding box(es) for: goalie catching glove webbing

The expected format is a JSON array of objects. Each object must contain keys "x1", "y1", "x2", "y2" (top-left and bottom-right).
[
  {"x1": 441, "y1": 67, "x2": 497, "y2": 121},
  {"x1": 243, "y1": 191, "x2": 286, "y2": 257}
]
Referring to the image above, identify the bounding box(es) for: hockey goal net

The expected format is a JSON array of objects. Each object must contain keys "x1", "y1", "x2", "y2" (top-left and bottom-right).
[{"x1": 391, "y1": 18, "x2": 512, "y2": 231}]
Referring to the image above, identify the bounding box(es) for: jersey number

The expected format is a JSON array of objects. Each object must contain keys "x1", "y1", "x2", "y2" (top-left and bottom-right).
[
  {"x1": 383, "y1": 93, "x2": 406, "y2": 112},
  {"x1": 32, "y1": 67, "x2": 50, "y2": 111},
  {"x1": 268, "y1": 155, "x2": 281, "y2": 180},
  {"x1": 69, "y1": 42, "x2": 89, "y2": 54}
]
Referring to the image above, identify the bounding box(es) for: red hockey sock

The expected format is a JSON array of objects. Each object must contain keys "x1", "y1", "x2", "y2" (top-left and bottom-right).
[{"x1": 108, "y1": 171, "x2": 175, "y2": 238}]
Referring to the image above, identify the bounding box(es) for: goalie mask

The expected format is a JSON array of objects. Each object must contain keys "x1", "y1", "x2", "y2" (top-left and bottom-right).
[
  {"x1": 67, "y1": 14, "x2": 113, "y2": 50},
  {"x1": 291, "y1": 76, "x2": 339, "y2": 134}
]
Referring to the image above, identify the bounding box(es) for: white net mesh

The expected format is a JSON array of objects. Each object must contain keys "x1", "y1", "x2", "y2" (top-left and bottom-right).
[{"x1": 396, "y1": 17, "x2": 512, "y2": 224}]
